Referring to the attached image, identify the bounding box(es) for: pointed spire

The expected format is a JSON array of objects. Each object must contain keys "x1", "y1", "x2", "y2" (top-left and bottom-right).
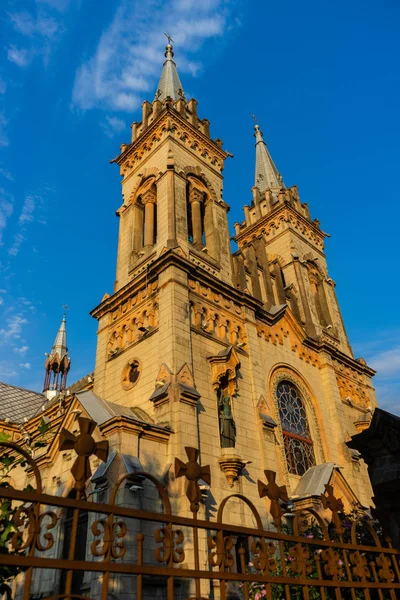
[
  {"x1": 254, "y1": 123, "x2": 284, "y2": 193},
  {"x1": 50, "y1": 314, "x2": 68, "y2": 361},
  {"x1": 155, "y1": 38, "x2": 185, "y2": 102}
]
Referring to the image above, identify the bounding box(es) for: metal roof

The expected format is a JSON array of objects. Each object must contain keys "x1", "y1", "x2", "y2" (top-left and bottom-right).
[
  {"x1": 292, "y1": 462, "x2": 339, "y2": 498},
  {"x1": 154, "y1": 43, "x2": 185, "y2": 102},
  {"x1": 0, "y1": 381, "x2": 45, "y2": 424}
]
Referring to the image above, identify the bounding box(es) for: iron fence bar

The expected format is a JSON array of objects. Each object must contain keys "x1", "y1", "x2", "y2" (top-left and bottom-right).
[
  {"x1": 2, "y1": 486, "x2": 399, "y2": 557},
  {"x1": 4, "y1": 554, "x2": 400, "y2": 588}
]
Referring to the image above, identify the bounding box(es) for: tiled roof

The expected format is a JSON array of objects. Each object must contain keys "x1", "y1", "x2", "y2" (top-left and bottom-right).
[{"x1": 0, "y1": 381, "x2": 45, "y2": 424}]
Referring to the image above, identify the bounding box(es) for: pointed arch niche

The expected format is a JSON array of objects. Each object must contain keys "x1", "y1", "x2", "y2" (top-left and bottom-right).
[
  {"x1": 182, "y1": 167, "x2": 219, "y2": 259},
  {"x1": 269, "y1": 366, "x2": 327, "y2": 485},
  {"x1": 131, "y1": 175, "x2": 158, "y2": 251}
]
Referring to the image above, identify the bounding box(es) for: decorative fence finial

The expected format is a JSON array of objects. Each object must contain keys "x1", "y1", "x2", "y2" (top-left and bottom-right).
[
  {"x1": 175, "y1": 447, "x2": 210, "y2": 512},
  {"x1": 59, "y1": 417, "x2": 108, "y2": 491},
  {"x1": 321, "y1": 484, "x2": 344, "y2": 534},
  {"x1": 258, "y1": 469, "x2": 289, "y2": 528}
]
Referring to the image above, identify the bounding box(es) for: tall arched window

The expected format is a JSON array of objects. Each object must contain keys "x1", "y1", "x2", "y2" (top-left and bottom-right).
[{"x1": 276, "y1": 380, "x2": 315, "y2": 476}]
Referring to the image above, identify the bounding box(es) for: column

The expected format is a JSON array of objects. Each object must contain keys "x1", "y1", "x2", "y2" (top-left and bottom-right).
[
  {"x1": 142, "y1": 190, "x2": 156, "y2": 247},
  {"x1": 189, "y1": 187, "x2": 203, "y2": 246}
]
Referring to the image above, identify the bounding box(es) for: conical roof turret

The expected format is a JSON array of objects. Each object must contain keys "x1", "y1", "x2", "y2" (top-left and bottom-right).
[
  {"x1": 254, "y1": 123, "x2": 283, "y2": 193},
  {"x1": 49, "y1": 314, "x2": 68, "y2": 361},
  {"x1": 154, "y1": 40, "x2": 185, "y2": 102}
]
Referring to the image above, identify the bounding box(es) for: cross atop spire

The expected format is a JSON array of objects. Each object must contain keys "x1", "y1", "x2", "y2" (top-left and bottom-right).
[
  {"x1": 254, "y1": 123, "x2": 284, "y2": 193},
  {"x1": 155, "y1": 38, "x2": 185, "y2": 102}
]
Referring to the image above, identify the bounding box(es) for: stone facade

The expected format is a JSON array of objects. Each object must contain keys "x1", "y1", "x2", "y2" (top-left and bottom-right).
[{"x1": 1, "y1": 42, "x2": 379, "y2": 600}]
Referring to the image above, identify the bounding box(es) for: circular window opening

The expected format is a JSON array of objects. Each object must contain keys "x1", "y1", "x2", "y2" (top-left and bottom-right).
[{"x1": 121, "y1": 359, "x2": 141, "y2": 390}]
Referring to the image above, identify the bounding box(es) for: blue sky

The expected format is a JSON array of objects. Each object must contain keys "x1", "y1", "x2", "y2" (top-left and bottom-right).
[{"x1": 0, "y1": 0, "x2": 399, "y2": 415}]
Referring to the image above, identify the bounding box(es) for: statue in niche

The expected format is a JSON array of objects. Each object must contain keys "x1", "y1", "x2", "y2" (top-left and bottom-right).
[{"x1": 218, "y1": 386, "x2": 236, "y2": 448}]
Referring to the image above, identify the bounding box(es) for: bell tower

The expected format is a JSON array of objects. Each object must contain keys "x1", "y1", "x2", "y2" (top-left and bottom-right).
[
  {"x1": 111, "y1": 40, "x2": 233, "y2": 294},
  {"x1": 91, "y1": 41, "x2": 235, "y2": 460},
  {"x1": 233, "y1": 122, "x2": 352, "y2": 355}
]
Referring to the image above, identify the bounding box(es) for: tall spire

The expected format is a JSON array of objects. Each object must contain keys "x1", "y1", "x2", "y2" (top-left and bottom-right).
[
  {"x1": 154, "y1": 37, "x2": 185, "y2": 102},
  {"x1": 254, "y1": 123, "x2": 283, "y2": 193},
  {"x1": 43, "y1": 313, "x2": 70, "y2": 395}
]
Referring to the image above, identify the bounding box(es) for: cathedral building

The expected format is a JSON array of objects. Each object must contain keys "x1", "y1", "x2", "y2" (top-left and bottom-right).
[{"x1": 0, "y1": 41, "x2": 378, "y2": 598}]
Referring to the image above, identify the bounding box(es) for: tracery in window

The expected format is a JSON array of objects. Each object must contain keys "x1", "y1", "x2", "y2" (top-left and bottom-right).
[{"x1": 276, "y1": 380, "x2": 315, "y2": 476}]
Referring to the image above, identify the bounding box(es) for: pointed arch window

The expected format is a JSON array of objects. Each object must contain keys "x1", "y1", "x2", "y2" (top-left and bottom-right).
[{"x1": 276, "y1": 381, "x2": 315, "y2": 476}]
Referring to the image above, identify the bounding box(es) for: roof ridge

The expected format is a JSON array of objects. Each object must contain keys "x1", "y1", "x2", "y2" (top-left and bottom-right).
[{"x1": 0, "y1": 380, "x2": 44, "y2": 397}]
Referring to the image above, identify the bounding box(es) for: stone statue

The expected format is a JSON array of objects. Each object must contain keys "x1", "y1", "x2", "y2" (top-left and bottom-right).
[{"x1": 218, "y1": 388, "x2": 236, "y2": 448}]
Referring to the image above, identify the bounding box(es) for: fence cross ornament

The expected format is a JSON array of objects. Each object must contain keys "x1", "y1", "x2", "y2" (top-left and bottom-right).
[
  {"x1": 321, "y1": 484, "x2": 344, "y2": 534},
  {"x1": 258, "y1": 469, "x2": 288, "y2": 528},
  {"x1": 59, "y1": 416, "x2": 109, "y2": 491},
  {"x1": 175, "y1": 446, "x2": 211, "y2": 512}
]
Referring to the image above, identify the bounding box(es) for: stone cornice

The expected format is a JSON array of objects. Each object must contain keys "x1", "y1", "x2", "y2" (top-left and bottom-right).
[
  {"x1": 113, "y1": 106, "x2": 229, "y2": 176},
  {"x1": 99, "y1": 416, "x2": 171, "y2": 443},
  {"x1": 233, "y1": 202, "x2": 327, "y2": 247},
  {"x1": 90, "y1": 248, "x2": 376, "y2": 379}
]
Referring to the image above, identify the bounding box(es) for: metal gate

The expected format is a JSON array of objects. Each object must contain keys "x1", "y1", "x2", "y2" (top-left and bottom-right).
[{"x1": 1, "y1": 417, "x2": 399, "y2": 600}]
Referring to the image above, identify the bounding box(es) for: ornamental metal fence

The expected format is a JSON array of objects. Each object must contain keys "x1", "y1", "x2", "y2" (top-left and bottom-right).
[{"x1": 0, "y1": 417, "x2": 399, "y2": 600}]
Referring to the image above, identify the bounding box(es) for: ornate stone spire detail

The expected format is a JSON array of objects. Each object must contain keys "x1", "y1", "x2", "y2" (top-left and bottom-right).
[
  {"x1": 254, "y1": 123, "x2": 283, "y2": 193},
  {"x1": 43, "y1": 313, "x2": 70, "y2": 394},
  {"x1": 154, "y1": 39, "x2": 185, "y2": 102}
]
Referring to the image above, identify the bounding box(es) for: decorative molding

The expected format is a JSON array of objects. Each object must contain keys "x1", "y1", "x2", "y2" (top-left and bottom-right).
[
  {"x1": 218, "y1": 453, "x2": 247, "y2": 487},
  {"x1": 334, "y1": 359, "x2": 372, "y2": 408},
  {"x1": 207, "y1": 346, "x2": 241, "y2": 397}
]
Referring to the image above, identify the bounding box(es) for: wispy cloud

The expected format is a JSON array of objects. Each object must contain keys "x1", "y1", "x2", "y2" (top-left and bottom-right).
[
  {"x1": 13, "y1": 345, "x2": 29, "y2": 354},
  {"x1": 0, "y1": 314, "x2": 28, "y2": 341},
  {"x1": 8, "y1": 193, "x2": 45, "y2": 257},
  {"x1": 7, "y1": 45, "x2": 32, "y2": 68},
  {"x1": 18, "y1": 362, "x2": 31, "y2": 369},
  {"x1": 0, "y1": 166, "x2": 14, "y2": 181},
  {"x1": 356, "y1": 333, "x2": 400, "y2": 416},
  {"x1": 0, "y1": 188, "x2": 14, "y2": 245},
  {"x1": 101, "y1": 115, "x2": 126, "y2": 138},
  {"x1": 72, "y1": 0, "x2": 239, "y2": 112},
  {"x1": 0, "y1": 114, "x2": 9, "y2": 147},
  {"x1": 0, "y1": 361, "x2": 18, "y2": 379},
  {"x1": 7, "y1": 3, "x2": 67, "y2": 68},
  {"x1": 8, "y1": 11, "x2": 61, "y2": 40}
]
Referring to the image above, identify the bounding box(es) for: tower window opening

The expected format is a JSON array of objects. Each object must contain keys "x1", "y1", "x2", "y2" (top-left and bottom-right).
[{"x1": 276, "y1": 380, "x2": 315, "y2": 476}]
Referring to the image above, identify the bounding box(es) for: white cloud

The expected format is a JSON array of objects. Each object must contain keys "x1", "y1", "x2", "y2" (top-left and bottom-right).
[
  {"x1": 18, "y1": 362, "x2": 31, "y2": 369},
  {"x1": 0, "y1": 166, "x2": 14, "y2": 181},
  {"x1": 19, "y1": 194, "x2": 36, "y2": 224},
  {"x1": 0, "y1": 361, "x2": 17, "y2": 379},
  {"x1": 0, "y1": 314, "x2": 28, "y2": 340},
  {"x1": 368, "y1": 345, "x2": 400, "y2": 377},
  {"x1": 8, "y1": 193, "x2": 41, "y2": 257},
  {"x1": 7, "y1": 45, "x2": 31, "y2": 67},
  {"x1": 36, "y1": 0, "x2": 71, "y2": 11},
  {"x1": 72, "y1": 0, "x2": 238, "y2": 112},
  {"x1": 0, "y1": 114, "x2": 9, "y2": 147},
  {"x1": 8, "y1": 232, "x2": 26, "y2": 257},
  {"x1": 0, "y1": 188, "x2": 14, "y2": 245},
  {"x1": 9, "y1": 11, "x2": 61, "y2": 40},
  {"x1": 101, "y1": 115, "x2": 126, "y2": 138},
  {"x1": 13, "y1": 345, "x2": 29, "y2": 354}
]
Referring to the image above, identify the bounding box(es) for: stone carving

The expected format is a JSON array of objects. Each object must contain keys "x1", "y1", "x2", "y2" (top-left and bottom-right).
[
  {"x1": 218, "y1": 389, "x2": 236, "y2": 448},
  {"x1": 107, "y1": 284, "x2": 159, "y2": 358}
]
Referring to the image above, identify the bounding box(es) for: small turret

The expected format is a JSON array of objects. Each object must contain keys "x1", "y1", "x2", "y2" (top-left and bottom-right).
[{"x1": 43, "y1": 313, "x2": 70, "y2": 399}]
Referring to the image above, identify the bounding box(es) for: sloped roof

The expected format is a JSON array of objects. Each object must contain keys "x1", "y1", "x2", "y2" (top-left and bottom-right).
[{"x1": 0, "y1": 381, "x2": 45, "y2": 424}]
